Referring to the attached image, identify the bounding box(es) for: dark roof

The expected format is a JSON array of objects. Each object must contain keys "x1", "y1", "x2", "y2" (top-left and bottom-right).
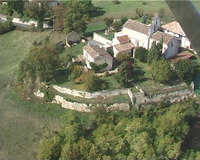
[
  {"x1": 83, "y1": 44, "x2": 112, "y2": 60},
  {"x1": 171, "y1": 51, "x2": 194, "y2": 63},
  {"x1": 66, "y1": 31, "x2": 81, "y2": 44},
  {"x1": 151, "y1": 31, "x2": 174, "y2": 44},
  {"x1": 123, "y1": 19, "x2": 150, "y2": 35}
]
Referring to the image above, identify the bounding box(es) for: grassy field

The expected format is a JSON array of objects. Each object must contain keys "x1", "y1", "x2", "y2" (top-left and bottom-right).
[
  {"x1": 91, "y1": 0, "x2": 174, "y2": 22},
  {"x1": 0, "y1": 30, "x2": 69, "y2": 160}
]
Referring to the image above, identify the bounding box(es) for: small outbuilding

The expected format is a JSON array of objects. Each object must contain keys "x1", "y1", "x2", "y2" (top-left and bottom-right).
[{"x1": 66, "y1": 31, "x2": 81, "y2": 47}]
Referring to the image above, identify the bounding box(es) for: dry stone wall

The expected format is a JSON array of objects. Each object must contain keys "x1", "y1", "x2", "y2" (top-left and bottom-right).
[
  {"x1": 34, "y1": 84, "x2": 195, "y2": 112},
  {"x1": 53, "y1": 85, "x2": 129, "y2": 99},
  {"x1": 53, "y1": 95, "x2": 130, "y2": 112}
]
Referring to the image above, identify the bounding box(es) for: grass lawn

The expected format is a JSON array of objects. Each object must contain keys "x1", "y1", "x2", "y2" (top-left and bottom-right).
[
  {"x1": 60, "y1": 42, "x2": 86, "y2": 59},
  {"x1": 0, "y1": 30, "x2": 69, "y2": 160},
  {"x1": 91, "y1": 0, "x2": 174, "y2": 22}
]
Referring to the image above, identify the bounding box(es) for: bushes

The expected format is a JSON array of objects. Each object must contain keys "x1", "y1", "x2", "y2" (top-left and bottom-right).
[
  {"x1": 174, "y1": 60, "x2": 194, "y2": 85},
  {"x1": 150, "y1": 59, "x2": 175, "y2": 83},
  {"x1": 0, "y1": 21, "x2": 14, "y2": 35},
  {"x1": 135, "y1": 47, "x2": 148, "y2": 62}
]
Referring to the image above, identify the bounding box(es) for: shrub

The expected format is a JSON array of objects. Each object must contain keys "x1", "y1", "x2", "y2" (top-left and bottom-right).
[
  {"x1": 69, "y1": 65, "x2": 83, "y2": 81},
  {"x1": 150, "y1": 59, "x2": 175, "y2": 83},
  {"x1": 40, "y1": 86, "x2": 55, "y2": 102},
  {"x1": 0, "y1": 21, "x2": 14, "y2": 35},
  {"x1": 174, "y1": 60, "x2": 194, "y2": 85},
  {"x1": 116, "y1": 52, "x2": 131, "y2": 63},
  {"x1": 135, "y1": 47, "x2": 148, "y2": 62}
]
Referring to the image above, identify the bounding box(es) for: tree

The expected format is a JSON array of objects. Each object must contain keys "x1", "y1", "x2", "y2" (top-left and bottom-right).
[
  {"x1": 135, "y1": 47, "x2": 148, "y2": 62},
  {"x1": 118, "y1": 62, "x2": 129, "y2": 87},
  {"x1": 52, "y1": 3, "x2": 67, "y2": 31},
  {"x1": 84, "y1": 72, "x2": 106, "y2": 92},
  {"x1": 18, "y1": 46, "x2": 61, "y2": 83},
  {"x1": 104, "y1": 17, "x2": 114, "y2": 29},
  {"x1": 24, "y1": 1, "x2": 50, "y2": 29},
  {"x1": 147, "y1": 41, "x2": 162, "y2": 64},
  {"x1": 37, "y1": 134, "x2": 62, "y2": 160},
  {"x1": 150, "y1": 59, "x2": 174, "y2": 83},
  {"x1": 141, "y1": 14, "x2": 147, "y2": 24},
  {"x1": 158, "y1": 7, "x2": 165, "y2": 18},
  {"x1": 112, "y1": 21, "x2": 122, "y2": 32},
  {"x1": 135, "y1": 8, "x2": 144, "y2": 17},
  {"x1": 7, "y1": 0, "x2": 25, "y2": 15},
  {"x1": 174, "y1": 60, "x2": 194, "y2": 85},
  {"x1": 116, "y1": 52, "x2": 131, "y2": 63},
  {"x1": 64, "y1": 0, "x2": 96, "y2": 34}
]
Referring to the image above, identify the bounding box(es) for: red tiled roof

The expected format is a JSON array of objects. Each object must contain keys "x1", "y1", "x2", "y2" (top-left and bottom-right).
[
  {"x1": 83, "y1": 44, "x2": 112, "y2": 60},
  {"x1": 171, "y1": 51, "x2": 194, "y2": 63},
  {"x1": 151, "y1": 31, "x2": 174, "y2": 44},
  {"x1": 114, "y1": 42, "x2": 135, "y2": 53},
  {"x1": 117, "y1": 35, "x2": 130, "y2": 44},
  {"x1": 162, "y1": 21, "x2": 186, "y2": 36},
  {"x1": 123, "y1": 19, "x2": 150, "y2": 35}
]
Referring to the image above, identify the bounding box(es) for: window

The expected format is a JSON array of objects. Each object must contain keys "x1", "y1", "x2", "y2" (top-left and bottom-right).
[{"x1": 171, "y1": 41, "x2": 173, "y2": 47}]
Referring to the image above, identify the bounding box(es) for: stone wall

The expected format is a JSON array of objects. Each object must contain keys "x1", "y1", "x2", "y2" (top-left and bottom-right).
[
  {"x1": 0, "y1": 13, "x2": 50, "y2": 28},
  {"x1": 35, "y1": 84, "x2": 194, "y2": 112},
  {"x1": 53, "y1": 95, "x2": 130, "y2": 112},
  {"x1": 53, "y1": 85, "x2": 129, "y2": 99}
]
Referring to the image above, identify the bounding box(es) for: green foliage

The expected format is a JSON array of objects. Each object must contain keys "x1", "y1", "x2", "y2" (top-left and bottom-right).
[
  {"x1": 37, "y1": 101, "x2": 199, "y2": 160},
  {"x1": 158, "y1": 7, "x2": 165, "y2": 18},
  {"x1": 150, "y1": 59, "x2": 175, "y2": 83},
  {"x1": 112, "y1": 21, "x2": 122, "y2": 32},
  {"x1": 104, "y1": 17, "x2": 114, "y2": 28},
  {"x1": 0, "y1": 21, "x2": 14, "y2": 35},
  {"x1": 84, "y1": 72, "x2": 106, "y2": 92},
  {"x1": 141, "y1": 14, "x2": 147, "y2": 24},
  {"x1": 135, "y1": 8, "x2": 144, "y2": 17},
  {"x1": 40, "y1": 86, "x2": 55, "y2": 102},
  {"x1": 90, "y1": 62, "x2": 108, "y2": 72},
  {"x1": 147, "y1": 41, "x2": 162, "y2": 64},
  {"x1": 24, "y1": 1, "x2": 50, "y2": 29},
  {"x1": 181, "y1": 149, "x2": 200, "y2": 160},
  {"x1": 118, "y1": 61, "x2": 129, "y2": 87},
  {"x1": 18, "y1": 46, "x2": 61, "y2": 84},
  {"x1": 8, "y1": 0, "x2": 25, "y2": 15},
  {"x1": 0, "y1": 4, "x2": 13, "y2": 15},
  {"x1": 64, "y1": 0, "x2": 96, "y2": 34},
  {"x1": 135, "y1": 47, "x2": 148, "y2": 62},
  {"x1": 116, "y1": 52, "x2": 131, "y2": 63},
  {"x1": 174, "y1": 60, "x2": 194, "y2": 85},
  {"x1": 69, "y1": 65, "x2": 83, "y2": 81},
  {"x1": 37, "y1": 134, "x2": 62, "y2": 160}
]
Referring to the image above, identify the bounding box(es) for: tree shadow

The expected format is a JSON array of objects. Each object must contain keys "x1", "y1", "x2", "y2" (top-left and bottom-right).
[
  {"x1": 84, "y1": 29, "x2": 105, "y2": 38},
  {"x1": 130, "y1": 66, "x2": 147, "y2": 83},
  {"x1": 90, "y1": 10, "x2": 106, "y2": 18},
  {"x1": 53, "y1": 68, "x2": 69, "y2": 84}
]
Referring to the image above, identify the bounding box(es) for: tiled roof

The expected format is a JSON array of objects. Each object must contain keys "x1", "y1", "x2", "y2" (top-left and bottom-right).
[
  {"x1": 171, "y1": 51, "x2": 194, "y2": 63},
  {"x1": 162, "y1": 21, "x2": 186, "y2": 36},
  {"x1": 114, "y1": 42, "x2": 135, "y2": 53},
  {"x1": 151, "y1": 31, "x2": 174, "y2": 44},
  {"x1": 117, "y1": 35, "x2": 130, "y2": 44},
  {"x1": 123, "y1": 19, "x2": 150, "y2": 35},
  {"x1": 83, "y1": 44, "x2": 112, "y2": 60}
]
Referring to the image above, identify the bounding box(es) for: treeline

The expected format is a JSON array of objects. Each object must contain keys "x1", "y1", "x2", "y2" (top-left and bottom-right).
[
  {"x1": 37, "y1": 101, "x2": 200, "y2": 160},
  {"x1": 0, "y1": 0, "x2": 98, "y2": 33}
]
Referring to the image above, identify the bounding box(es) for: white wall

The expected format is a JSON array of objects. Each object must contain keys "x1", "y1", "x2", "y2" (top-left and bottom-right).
[{"x1": 122, "y1": 27, "x2": 149, "y2": 49}]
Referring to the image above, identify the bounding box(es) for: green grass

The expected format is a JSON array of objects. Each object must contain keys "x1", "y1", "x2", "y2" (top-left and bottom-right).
[
  {"x1": 91, "y1": 0, "x2": 174, "y2": 22},
  {"x1": 60, "y1": 42, "x2": 86, "y2": 59},
  {"x1": 0, "y1": 30, "x2": 69, "y2": 160}
]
